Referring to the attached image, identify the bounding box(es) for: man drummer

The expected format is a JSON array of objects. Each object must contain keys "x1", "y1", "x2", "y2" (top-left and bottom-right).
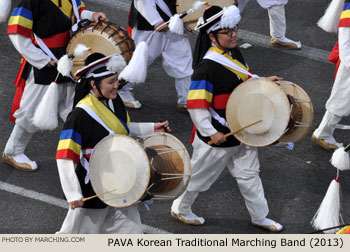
[
  {"x1": 170, "y1": 5, "x2": 284, "y2": 232},
  {"x1": 2, "y1": 0, "x2": 107, "y2": 172},
  {"x1": 56, "y1": 52, "x2": 170, "y2": 233},
  {"x1": 120, "y1": 0, "x2": 193, "y2": 111}
]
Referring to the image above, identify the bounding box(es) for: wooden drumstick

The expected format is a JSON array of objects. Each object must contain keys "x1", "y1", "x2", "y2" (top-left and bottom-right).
[
  {"x1": 208, "y1": 120, "x2": 263, "y2": 145},
  {"x1": 82, "y1": 189, "x2": 116, "y2": 202},
  {"x1": 184, "y1": 18, "x2": 199, "y2": 24}
]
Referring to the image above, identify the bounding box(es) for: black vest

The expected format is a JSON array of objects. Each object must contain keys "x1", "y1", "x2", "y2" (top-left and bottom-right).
[{"x1": 128, "y1": 0, "x2": 176, "y2": 30}]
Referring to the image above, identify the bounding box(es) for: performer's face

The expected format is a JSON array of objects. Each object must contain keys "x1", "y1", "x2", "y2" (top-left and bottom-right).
[
  {"x1": 94, "y1": 74, "x2": 119, "y2": 99},
  {"x1": 211, "y1": 26, "x2": 238, "y2": 50}
]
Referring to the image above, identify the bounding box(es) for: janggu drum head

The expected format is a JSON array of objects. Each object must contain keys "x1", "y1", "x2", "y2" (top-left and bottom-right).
[
  {"x1": 89, "y1": 135, "x2": 150, "y2": 208},
  {"x1": 66, "y1": 21, "x2": 135, "y2": 78},
  {"x1": 226, "y1": 78, "x2": 291, "y2": 147}
]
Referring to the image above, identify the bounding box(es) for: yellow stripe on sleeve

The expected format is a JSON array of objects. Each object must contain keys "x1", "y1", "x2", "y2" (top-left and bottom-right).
[{"x1": 57, "y1": 139, "x2": 81, "y2": 156}]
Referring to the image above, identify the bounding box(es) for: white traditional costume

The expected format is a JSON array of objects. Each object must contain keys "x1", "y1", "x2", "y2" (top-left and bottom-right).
[
  {"x1": 121, "y1": 0, "x2": 193, "y2": 110},
  {"x1": 170, "y1": 5, "x2": 283, "y2": 232},
  {"x1": 312, "y1": 0, "x2": 350, "y2": 150}
]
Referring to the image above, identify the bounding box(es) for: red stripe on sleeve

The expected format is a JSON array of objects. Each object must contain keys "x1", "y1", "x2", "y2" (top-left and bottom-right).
[
  {"x1": 339, "y1": 18, "x2": 350, "y2": 27},
  {"x1": 187, "y1": 99, "x2": 211, "y2": 109},
  {"x1": 56, "y1": 149, "x2": 80, "y2": 164},
  {"x1": 7, "y1": 25, "x2": 32, "y2": 37}
]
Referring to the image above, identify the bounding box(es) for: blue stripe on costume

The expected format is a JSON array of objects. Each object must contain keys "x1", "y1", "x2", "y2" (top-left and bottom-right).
[
  {"x1": 11, "y1": 7, "x2": 33, "y2": 20},
  {"x1": 190, "y1": 80, "x2": 214, "y2": 93},
  {"x1": 59, "y1": 129, "x2": 82, "y2": 145}
]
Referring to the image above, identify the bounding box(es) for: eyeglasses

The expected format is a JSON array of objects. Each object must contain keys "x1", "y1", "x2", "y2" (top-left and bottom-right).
[{"x1": 217, "y1": 26, "x2": 238, "y2": 37}]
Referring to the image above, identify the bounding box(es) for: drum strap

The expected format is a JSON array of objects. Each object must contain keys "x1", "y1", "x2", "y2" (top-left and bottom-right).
[
  {"x1": 34, "y1": 34, "x2": 58, "y2": 61},
  {"x1": 209, "y1": 107, "x2": 228, "y2": 128},
  {"x1": 76, "y1": 103, "x2": 115, "y2": 184},
  {"x1": 71, "y1": 0, "x2": 81, "y2": 32}
]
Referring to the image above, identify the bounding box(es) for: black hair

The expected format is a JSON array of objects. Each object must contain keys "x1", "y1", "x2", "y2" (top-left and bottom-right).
[{"x1": 193, "y1": 6, "x2": 223, "y2": 68}]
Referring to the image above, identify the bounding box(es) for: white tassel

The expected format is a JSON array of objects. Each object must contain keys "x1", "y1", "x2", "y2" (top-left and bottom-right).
[
  {"x1": 33, "y1": 82, "x2": 59, "y2": 130},
  {"x1": 169, "y1": 14, "x2": 184, "y2": 35},
  {"x1": 192, "y1": 1, "x2": 205, "y2": 11},
  {"x1": 0, "y1": 0, "x2": 11, "y2": 23},
  {"x1": 331, "y1": 147, "x2": 350, "y2": 171},
  {"x1": 106, "y1": 54, "x2": 126, "y2": 74},
  {"x1": 118, "y1": 41, "x2": 148, "y2": 84},
  {"x1": 73, "y1": 44, "x2": 89, "y2": 57},
  {"x1": 221, "y1": 5, "x2": 241, "y2": 29},
  {"x1": 311, "y1": 179, "x2": 342, "y2": 233},
  {"x1": 57, "y1": 55, "x2": 73, "y2": 77},
  {"x1": 317, "y1": 0, "x2": 345, "y2": 33}
]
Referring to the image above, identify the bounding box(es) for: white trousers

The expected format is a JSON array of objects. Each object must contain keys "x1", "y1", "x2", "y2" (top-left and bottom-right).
[
  {"x1": 57, "y1": 205, "x2": 143, "y2": 234},
  {"x1": 326, "y1": 63, "x2": 350, "y2": 117},
  {"x1": 172, "y1": 135, "x2": 269, "y2": 222},
  {"x1": 268, "y1": 4, "x2": 287, "y2": 39},
  {"x1": 313, "y1": 110, "x2": 342, "y2": 139},
  {"x1": 118, "y1": 29, "x2": 193, "y2": 104},
  {"x1": 238, "y1": 1, "x2": 287, "y2": 39},
  {"x1": 4, "y1": 69, "x2": 74, "y2": 155},
  {"x1": 238, "y1": 0, "x2": 288, "y2": 10}
]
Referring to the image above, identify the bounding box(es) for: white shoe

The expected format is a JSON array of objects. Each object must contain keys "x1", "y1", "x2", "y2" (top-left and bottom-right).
[
  {"x1": 2, "y1": 152, "x2": 38, "y2": 172},
  {"x1": 124, "y1": 100, "x2": 142, "y2": 109},
  {"x1": 252, "y1": 218, "x2": 283, "y2": 232},
  {"x1": 311, "y1": 134, "x2": 343, "y2": 150},
  {"x1": 170, "y1": 210, "x2": 205, "y2": 225},
  {"x1": 270, "y1": 37, "x2": 301, "y2": 50}
]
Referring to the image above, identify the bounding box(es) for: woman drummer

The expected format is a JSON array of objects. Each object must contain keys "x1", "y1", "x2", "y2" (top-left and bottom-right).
[{"x1": 56, "y1": 52, "x2": 170, "y2": 234}]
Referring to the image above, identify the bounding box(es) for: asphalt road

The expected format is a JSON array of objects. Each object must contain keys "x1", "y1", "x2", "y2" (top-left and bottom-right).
[{"x1": 0, "y1": 0, "x2": 349, "y2": 234}]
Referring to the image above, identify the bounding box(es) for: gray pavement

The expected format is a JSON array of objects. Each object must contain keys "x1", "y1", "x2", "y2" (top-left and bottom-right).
[{"x1": 0, "y1": 0, "x2": 349, "y2": 234}]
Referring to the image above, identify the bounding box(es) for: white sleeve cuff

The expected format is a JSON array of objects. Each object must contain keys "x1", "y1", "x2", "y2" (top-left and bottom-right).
[
  {"x1": 81, "y1": 10, "x2": 94, "y2": 21},
  {"x1": 188, "y1": 108, "x2": 217, "y2": 137},
  {"x1": 129, "y1": 122, "x2": 155, "y2": 137},
  {"x1": 57, "y1": 159, "x2": 83, "y2": 203}
]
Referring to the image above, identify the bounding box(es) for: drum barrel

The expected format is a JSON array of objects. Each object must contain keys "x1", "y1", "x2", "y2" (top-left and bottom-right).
[{"x1": 145, "y1": 145, "x2": 184, "y2": 193}]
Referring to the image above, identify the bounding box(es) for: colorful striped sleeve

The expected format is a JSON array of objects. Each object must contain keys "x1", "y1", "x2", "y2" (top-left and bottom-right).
[
  {"x1": 339, "y1": 1, "x2": 350, "y2": 27},
  {"x1": 77, "y1": 0, "x2": 87, "y2": 15},
  {"x1": 187, "y1": 80, "x2": 214, "y2": 109},
  {"x1": 7, "y1": 7, "x2": 33, "y2": 37},
  {"x1": 56, "y1": 129, "x2": 82, "y2": 164}
]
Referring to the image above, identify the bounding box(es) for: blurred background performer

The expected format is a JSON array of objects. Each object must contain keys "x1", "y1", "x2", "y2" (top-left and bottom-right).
[
  {"x1": 237, "y1": 0, "x2": 301, "y2": 49},
  {"x1": 2, "y1": 0, "x2": 107, "y2": 172},
  {"x1": 56, "y1": 52, "x2": 170, "y2": 234},
  {"x1": 170, "y1": 5, "x2": 283, "y2": 232},
  {"x1": 312, "y1": 0, "x2": 350, "y2": 150},
  {"x1": 122, "y1": 0, "x2": 193, "y2": 111}
]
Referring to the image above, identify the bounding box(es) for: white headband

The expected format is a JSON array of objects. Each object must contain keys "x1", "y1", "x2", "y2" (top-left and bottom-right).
[{"x1": 85, "y1": 63, "x2": 114, "y2": 78}]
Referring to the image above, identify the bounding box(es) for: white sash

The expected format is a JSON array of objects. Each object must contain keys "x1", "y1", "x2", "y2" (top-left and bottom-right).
[
  {"x1": 76, "y1": 103, "x2": 115, "y2": 184},
  {"x1": 34, "y1": 34, "x2": 58, "y2": 61},
  {"x1": 203, "y1": 50, "x2": 260, "y2": 79}
]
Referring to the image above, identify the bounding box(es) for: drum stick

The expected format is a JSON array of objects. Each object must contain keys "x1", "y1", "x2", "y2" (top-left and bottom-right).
[
  {"x1": 184, "y1": 18, "x2": 198, "y2": 24},
  {"x1": 82, "y1": 189, "x2": 116, "y2": 202},
  {"x1": 207, "y1": 120, "x2": 263, "y2": 145}
]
